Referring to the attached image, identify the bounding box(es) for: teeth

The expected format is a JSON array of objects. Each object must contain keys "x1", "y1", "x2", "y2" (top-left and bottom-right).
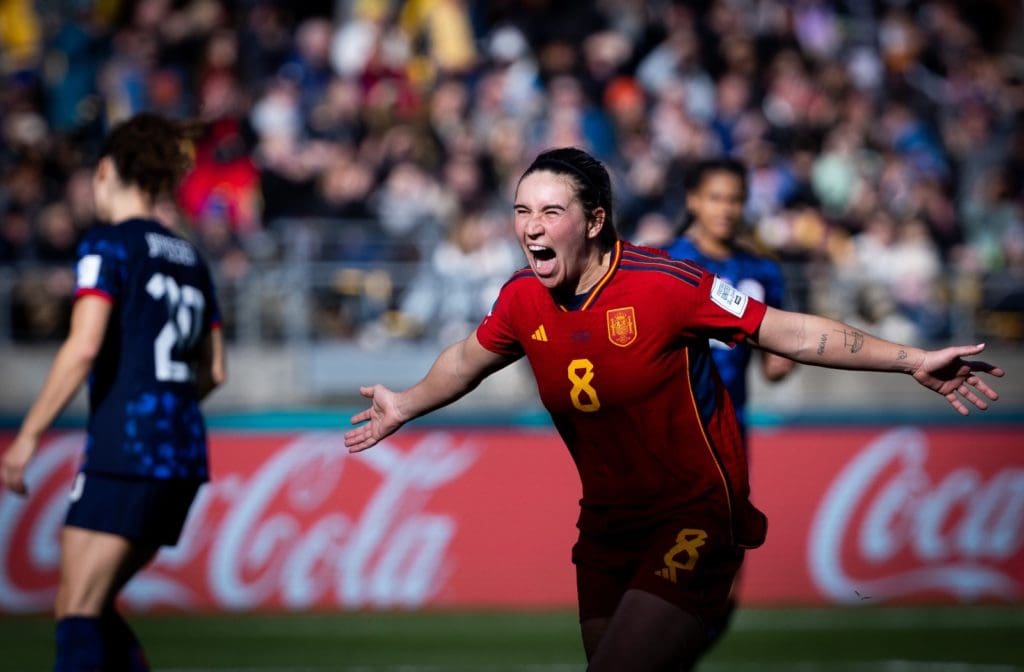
[{"x1": 528, "y1": 245, "x2": 548, "y2": 252}]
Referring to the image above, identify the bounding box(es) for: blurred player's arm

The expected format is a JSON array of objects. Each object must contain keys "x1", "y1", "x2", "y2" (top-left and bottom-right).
[
  {"x1": 760, "y1": 351, "x2": 795, "y2": 383},
  {"x1": 344, "y1": 330, "x2": 516, "y2": 453},
  {"x1": 750, "y1": 306, "x2": 1004, "y2": 415},
  {"x1": 195, "y1": 326, "x2": 226, "y2": 401},
  {"x1": 1, "y1": 296, "x2": 110, "y2": 494}
]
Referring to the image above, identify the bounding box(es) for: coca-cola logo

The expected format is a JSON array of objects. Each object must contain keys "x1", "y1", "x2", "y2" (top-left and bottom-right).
[
  {"x1": 0, "y1": 431, "x2": 479, "y2": 612},
  {"x1": 809, "y1": 427, "x2": 1024, "y2": 603}
]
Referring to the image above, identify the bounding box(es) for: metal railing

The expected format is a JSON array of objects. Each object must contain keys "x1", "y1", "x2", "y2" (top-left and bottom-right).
[{"x1": 1, "y1": 232, "x2": 1022, "y2": 348}]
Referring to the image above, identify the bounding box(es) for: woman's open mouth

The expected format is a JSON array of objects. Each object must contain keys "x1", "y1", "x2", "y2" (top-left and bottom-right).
[{"x1": 528, "y1": 244, "x2": 557, "y2": 276}]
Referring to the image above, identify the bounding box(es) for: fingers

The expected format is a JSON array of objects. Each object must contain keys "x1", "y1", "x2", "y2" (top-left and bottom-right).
[
  {"x1": 945, "y1": 391, "x2": 970, "y2": 416},
  {"x1": 349, "y1": 408, "x2": 372, "y2": 426},
  {"x1": 967, "y1": 360, "x2": 1005, "y2": 377},
  {"x1": 968, "y1": 375, "x2": 1000, "y2": 401},
  {"x1": 961, "y1": 343, "x2": 987, "y2": 356},
  {"x1": 1, "y1": 463, "x2": 27, "y2": 496},
  {"x1": 342, "y1": 426, "x2": 375, "y2": 453},
  {"x1": 957, "y1": 383, "x2": 988, "y2": 411}
]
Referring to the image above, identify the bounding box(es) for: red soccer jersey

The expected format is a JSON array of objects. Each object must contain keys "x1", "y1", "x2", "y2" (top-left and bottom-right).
[{"x1": 476, "y1": 242, "x2": 769, "y2": 547}]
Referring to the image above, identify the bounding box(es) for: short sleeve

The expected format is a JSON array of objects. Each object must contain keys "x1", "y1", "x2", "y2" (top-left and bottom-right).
[
  {"x1": 474, "y1": 281, "x2": 525, "y2": 359},
  {"x1": 74, "y1": 232, "x2": 125, "y2": 302},
  {"x1": 682, "y1": 272, "x2": 767, "y2": 344}
]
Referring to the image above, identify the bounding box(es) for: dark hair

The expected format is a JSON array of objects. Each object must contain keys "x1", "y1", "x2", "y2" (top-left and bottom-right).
[
  {"x1": 675, "y1": 157, "x2": 749, "y2": 237},
  {"x1": 99, "y1": 113, "x2": 195, "y2": 200},
  {"x1": 686, "y1": 157, "x2": 748, "y2": 196},
  {"x1": 519, "y1": 147, "x2": 618, "y2": 246}
]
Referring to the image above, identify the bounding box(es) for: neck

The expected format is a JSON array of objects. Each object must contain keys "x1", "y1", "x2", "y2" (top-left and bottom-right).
[
  {"x1": 688, "y1": 228, "x2": 733, "y2": 260},
  {"x1": 574, "y1": 244, "x2": 614, "y2": 296},
  {"x1": 107, "y1": 190, "x2": 155, "y2": 224}
]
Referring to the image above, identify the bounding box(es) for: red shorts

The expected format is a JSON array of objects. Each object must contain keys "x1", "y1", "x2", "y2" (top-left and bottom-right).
[{"x1": 572, "y1": 515, "x2": 744, "y2": 637}]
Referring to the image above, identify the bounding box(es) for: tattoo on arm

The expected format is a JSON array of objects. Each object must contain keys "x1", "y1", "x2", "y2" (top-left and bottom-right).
[
  {"x1": 897, "y1": 349, "x2": 914, "y2": 373},
  {"x1": 834, "y1": 329, "x2": 864, "y2": 354},
  {"x1": 817, "y1": 334, "x2": 828, "y2": 355}
]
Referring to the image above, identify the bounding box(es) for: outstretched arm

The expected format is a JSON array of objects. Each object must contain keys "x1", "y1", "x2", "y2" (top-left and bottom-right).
[
  {"x1": 2, "y1": 296, "x2": 110, "y2": 494},
  {"x1": 750, "y1": 307, "x2": 1005, "y2": 415},
  {"x1": 343, "y1": 330, "x2": 516, "y2": 453}
]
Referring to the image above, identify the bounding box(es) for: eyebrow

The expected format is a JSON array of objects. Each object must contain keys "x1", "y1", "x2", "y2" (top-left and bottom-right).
[{"x1": 513, "y1": 196, "x2": 578, "y2": 211}]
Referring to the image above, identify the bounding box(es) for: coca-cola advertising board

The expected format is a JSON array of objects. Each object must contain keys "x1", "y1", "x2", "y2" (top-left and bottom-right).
[{"x1": 0, "y1": 425, "x2": 1020, "y2": 613}]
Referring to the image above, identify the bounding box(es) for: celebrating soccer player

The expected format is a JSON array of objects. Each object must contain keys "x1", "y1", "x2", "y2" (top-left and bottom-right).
[
  {"x1": 344, "y1": 147, "x2": 1003, "y2": 671},
  {"x1": 1, "y1": 114, "x2": 226, "y2": 672}
]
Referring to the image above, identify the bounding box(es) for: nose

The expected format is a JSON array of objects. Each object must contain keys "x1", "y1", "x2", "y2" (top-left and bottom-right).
[{"x1": 520, "y1": 213, "x2": 544, "y2": 238}]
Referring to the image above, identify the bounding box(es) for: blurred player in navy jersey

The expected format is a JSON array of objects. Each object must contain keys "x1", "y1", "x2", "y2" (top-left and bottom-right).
[
  {"x1": 1, "y1": 114, "x2": 225, "y2": 672},
  {"x1": 345, "y1": 147, "x2": 1003, "y2": 671},
  {"x1": 662, "y1": 157, "x2": 796, "y2": 650},
  {"x1": 664, "y1": 158, "x2": 795, "y2": 442}
]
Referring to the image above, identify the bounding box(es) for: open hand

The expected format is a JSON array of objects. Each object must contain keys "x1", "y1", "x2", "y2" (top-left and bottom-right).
[
  {"x1": 912, "y1": 343, "x2": 1004, "y2": 415},
  {"x1": 343, "y1": 385, "x2": 405, "y2": 453}
]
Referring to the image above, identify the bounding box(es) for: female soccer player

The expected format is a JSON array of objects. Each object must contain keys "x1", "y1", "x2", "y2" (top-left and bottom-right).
[
  {"x1": 344, "y1": 147, "x2": 1002, "y2": 671},
  {"x1": 664, "y1": 157, "x2": 795, "y2": 439},
  {"x1": 1, "y1": 114, "x2": 226, "y2": 672}
]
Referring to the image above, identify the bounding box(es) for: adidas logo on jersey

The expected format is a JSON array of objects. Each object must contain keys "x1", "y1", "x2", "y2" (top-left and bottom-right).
[{"x1": 531, "y1": 325, "x2": 548, "y2": 342}]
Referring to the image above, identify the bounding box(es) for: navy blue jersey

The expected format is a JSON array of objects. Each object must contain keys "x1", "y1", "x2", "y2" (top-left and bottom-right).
[
  {"x1": 73, "y1": 218, "x2": 221, "y2": 480},
  {"x1": 663, "y1": 236, "x2": 785, "y2": 424}
]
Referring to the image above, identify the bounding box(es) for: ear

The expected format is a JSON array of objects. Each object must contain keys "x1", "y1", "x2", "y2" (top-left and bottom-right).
[
  {"x1": 95, "y1": 156, "x2": 115, "y2": 182},
  {"x1": 586, "y1": 207, "x2": 606, "y2": 240}
]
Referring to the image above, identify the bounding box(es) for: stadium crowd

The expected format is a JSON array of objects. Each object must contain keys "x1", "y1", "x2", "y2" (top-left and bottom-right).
[{"x1": 1, "y1": 0, "x2": 1023, "y2": 346}]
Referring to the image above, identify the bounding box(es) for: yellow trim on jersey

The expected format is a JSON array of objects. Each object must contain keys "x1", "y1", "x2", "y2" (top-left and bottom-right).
[
  {"x1": 579, "y1": 241, "x2": 622, "y2": 311},
  {"x1": 682, "y1": 346, "x2": 735, "y2": 545}
]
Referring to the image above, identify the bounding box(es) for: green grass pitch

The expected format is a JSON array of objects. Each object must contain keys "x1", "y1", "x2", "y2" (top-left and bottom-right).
[{"x1": 2, "y1": 606, "x2": 1023, "y2": 671}]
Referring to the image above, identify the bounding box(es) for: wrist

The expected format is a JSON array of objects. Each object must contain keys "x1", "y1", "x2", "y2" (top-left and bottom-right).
[
  {"x1": 14, "y1": 429, "x2": 41, "y2": 447},
  {"x1": 898, "y1": 348, "x2": 926, "y2": 375},
  {"x1": 393, "y1": 392, "x2": 414, "y2": 426}
]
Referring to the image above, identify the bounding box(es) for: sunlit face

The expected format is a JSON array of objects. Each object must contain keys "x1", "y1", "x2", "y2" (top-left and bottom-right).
[
  {"x1": 687, "y1": 171, "x2": 746, "y2": 243},
  {"x1": 513, "y1": 170, "x2": 605, "y2": 294}
]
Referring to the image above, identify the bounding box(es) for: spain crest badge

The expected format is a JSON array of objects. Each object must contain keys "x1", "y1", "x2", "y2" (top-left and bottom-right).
[{"x1": 606, "y1": 307, "x2": 637, "y2": 347}]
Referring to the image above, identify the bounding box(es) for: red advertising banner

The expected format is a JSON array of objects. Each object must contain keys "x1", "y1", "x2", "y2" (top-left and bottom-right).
[
  {"x1": 0, "y1": 426, "x2": 1020, "y2": 613},
  {"x1": 742, "y1": 426, "x2": 1024, "y2": 606}
]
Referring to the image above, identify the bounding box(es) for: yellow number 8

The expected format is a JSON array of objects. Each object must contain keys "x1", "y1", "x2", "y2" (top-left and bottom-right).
[{"x1": 568, "y1": 358, "x2": 601, "y2": 412}]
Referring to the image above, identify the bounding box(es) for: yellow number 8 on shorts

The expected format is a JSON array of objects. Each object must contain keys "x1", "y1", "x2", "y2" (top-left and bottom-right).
[{"x1": 655, "y1": 528, "x2": 708, "y2": 583}]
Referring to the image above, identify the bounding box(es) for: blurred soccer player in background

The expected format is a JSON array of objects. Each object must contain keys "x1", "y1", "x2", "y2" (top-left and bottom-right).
[
  {"x1": 1, "y1": 114, "x2": 226, "y2": 672},
  {"x1": 344, "y1": 147, "x2": 1003, "y2": 671},
  {"x1": 664, "y1": 158, "x2": 795, "y2": 441}
]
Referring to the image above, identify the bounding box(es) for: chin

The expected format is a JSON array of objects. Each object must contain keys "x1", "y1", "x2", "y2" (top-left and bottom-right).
[{"x1": 533, "y1": 273, "x2": 560, "y2": 290}]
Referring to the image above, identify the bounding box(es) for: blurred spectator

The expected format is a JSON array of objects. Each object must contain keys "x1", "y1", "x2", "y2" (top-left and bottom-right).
[
  {"x1": 33, "y1": 203, "x2": 78, "y2": 263},
  {"x1": 391, "y1": 207, "x2": 520, "y2": 346},
  {"x1": 1, "y1": 0, "x2": 1022, "y2": 346},
  {"x1": 178, "y1": 119, "x2": 261, "y2": 235}
]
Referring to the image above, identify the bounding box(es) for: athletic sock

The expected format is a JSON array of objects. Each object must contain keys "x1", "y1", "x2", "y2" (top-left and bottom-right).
[
  {"x1": 102, "y1": 610, "x2": 150, "y2": 672},
  {"x1": 54, "y1": 616, "x2": 104, "y2": 672}
]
